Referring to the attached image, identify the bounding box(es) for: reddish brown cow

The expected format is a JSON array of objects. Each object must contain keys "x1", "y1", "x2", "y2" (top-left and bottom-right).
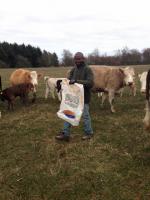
[
  {"x1": 10, "y1": 69, "x2": 42, "y2": 102},
  {"x1": 0, "y1": 83, "x2": 34, "y2": 110}
]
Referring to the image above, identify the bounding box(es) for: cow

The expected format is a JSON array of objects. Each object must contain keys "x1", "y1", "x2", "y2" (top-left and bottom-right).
[
  {"x1": 98, "y1": 66, "x2": 136, "y2": 99},
  {"x1": 0, "y1": 83, "x2": 34, "y2": 110},
  {"x1": 138, "y1": 71, "x2": 148, "y2": 93},
  {"x1": 10, "y1": 69, "x2": 42, "y2": 102},
  {"x1": 119, "y1": 67, "x2": 136, "y2": 96},
  {"x1": 91, "y1": 66, "x2": 135, "y2": 113},
  {"x1": 44, "y1": 76, "x2": 67, "y2": 101},
  {"x1": 143, "y1": 70, "x2": 150, "y2": 130}
]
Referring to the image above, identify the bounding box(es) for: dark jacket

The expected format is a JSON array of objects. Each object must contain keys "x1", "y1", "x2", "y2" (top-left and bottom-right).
[{"x1": 68, "y1": 63, "x2": 94, "y2": 104}]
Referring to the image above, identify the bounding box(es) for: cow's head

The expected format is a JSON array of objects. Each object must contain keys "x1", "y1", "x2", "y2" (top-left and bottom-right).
[
  {"x1": 44, "y1": 76, "x2": 50, "y2": 82},
  {"x1": 30, "y1": 71, "x2": 42, "y2": 92},
  {"x1": 56, "y1": 80, "x2": 63, "y2": 93},
  {"x1": 139, "y1": 71, "x2": 147, "y2": 93},
  {"x1": 122, "y1": 67, "x2": 135, "y2": 86},
  {"x1": 30, "y1": 71, "x2": 38, "y2": 86},
  {"x1": 26, "y1": 83, "x2": 34, "y2": 92}
]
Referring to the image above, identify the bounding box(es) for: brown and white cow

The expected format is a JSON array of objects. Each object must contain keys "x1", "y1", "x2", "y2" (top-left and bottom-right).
[
  {"x1": 10, "y1": 69, "x2": 41, "y2": 102},
  {"x1": 143, "y1": 70, "x2": 150, "y2": 130},
  {"x1": 91, "y1": 66, "x2": 135, "y2": 112}
]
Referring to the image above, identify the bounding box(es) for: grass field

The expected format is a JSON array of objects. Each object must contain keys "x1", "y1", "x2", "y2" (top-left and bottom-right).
[{"x1": 0, "y1": 65, "x2": 150, "y2": 200}]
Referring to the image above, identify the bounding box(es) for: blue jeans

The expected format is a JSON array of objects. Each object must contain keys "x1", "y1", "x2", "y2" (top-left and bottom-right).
[{"x1": 63, "y1": 104, "x2": 93, "y2": 136}]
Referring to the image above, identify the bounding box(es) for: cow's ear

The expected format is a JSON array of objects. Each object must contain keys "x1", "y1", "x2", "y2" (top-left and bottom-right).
[
  {"x1": 38, "y1": 73, "x2": 42, "y2": 78},
  {"x1": 27, "y1": 74, "x2": 31, "y2": 79},
  {"x1": 119, "y1": 68, "x2": 124, "y2": 74}
]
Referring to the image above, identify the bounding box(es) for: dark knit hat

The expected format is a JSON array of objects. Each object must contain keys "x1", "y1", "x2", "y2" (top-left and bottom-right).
[{"x1": 74, "y1": 52, "x2": 85, "y2": 59}]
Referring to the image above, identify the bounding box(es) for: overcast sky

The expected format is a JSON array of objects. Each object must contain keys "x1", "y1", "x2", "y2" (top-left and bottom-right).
[{"x1": 0, "y1": 0, "x2": 150, "y2": 58}]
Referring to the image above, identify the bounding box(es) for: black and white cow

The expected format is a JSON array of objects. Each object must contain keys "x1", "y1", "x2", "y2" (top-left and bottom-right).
[{"x1": 44, "y1": 76, "x2": 67, "y2": 101}]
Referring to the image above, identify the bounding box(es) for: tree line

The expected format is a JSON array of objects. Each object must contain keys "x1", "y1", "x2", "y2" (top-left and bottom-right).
[
  {"x1": 0, "y1": 42, "x2": 59, "y2": 68},
  {"x1": 0, "y1": 42, "x2": 150, "y2": 68},
  {"x1": 62, "y1": 48, "x2": 150, "y2": 66}
]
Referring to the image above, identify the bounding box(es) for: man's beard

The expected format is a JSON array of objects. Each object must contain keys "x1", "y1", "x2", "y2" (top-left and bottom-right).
[{"x1": 76, "y1": 62, "x2": 84, "y2": 67}]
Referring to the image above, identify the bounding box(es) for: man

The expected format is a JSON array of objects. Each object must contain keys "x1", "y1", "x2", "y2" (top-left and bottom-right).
[{"x1": 55, "y1": 52, "x2": 94, "y2": 142}]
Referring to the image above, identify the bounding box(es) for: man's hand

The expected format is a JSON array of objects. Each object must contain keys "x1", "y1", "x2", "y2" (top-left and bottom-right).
[{"x1": 69, "y1": 80, "x2": 76, "y2": 84}]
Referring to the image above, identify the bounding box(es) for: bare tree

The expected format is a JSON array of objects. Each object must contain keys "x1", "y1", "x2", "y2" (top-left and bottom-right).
[
  {"x1": 142, "y1": 48, "x2": 150, "y2": 64},
  {"x1": 61, "y1": 49, "x2": 73, "y2": 66}
]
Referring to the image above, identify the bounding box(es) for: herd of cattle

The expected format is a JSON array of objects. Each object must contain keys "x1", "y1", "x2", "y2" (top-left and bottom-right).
[{"x1": 0, "y1": 66, "x2": 150, "y2": 130}]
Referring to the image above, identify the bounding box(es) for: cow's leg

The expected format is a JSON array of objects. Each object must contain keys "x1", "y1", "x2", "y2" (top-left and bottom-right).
[
  {"x1": 101, "y1": 92, "x2": 107, "y2": 106},
  {"x1": 9, "y1": 101, "x2": 14, "y2": 111},
  {"x1": 31, "y1": 86, "x2": 36, "y2": 103},
  {"x1": 22, "y1": 94, "x2": 28, "y2": 105},
  {"x1": 7, "y1": 101, "x2": 10, "y2": 110},
  {"x1": 11, "y1": 96, "x2": 15, "y2": 110},
  {"x1": 32, "y1": 92, "x2": 36, "y2": 103},
  {"x1": 108, "y1": 90, "x2": 115, "y2": 113},
  {"x1": 57, "y1": 92, "x2": 61, "y2": 101},
  {"x1": 20, "y1": 94, "x2": 25, "y2": 104},
  {"x1": 45, "y1": 86, "x2": 50, "y2": 99},
  {"x1": 133, "y1": 86, "x2": 136, "y2": 96},
  {"x1": 11, "y1": 102, "x2": 14, "y2": 111},
  {"x1": 98, "y1": 92, "x2": 101, "y2": 98},
  {"x1": 131, "y1": 84, "x2": 136, "y2": 96},
  {"x1": 143, "y1": 100, "x2": 150, "y2": 129},
  {"x1": 8, "y1": 97, "x2": 14, "y2": 110},
  {"x1": 119, "y1": 88, "x2": 124, "y2": 97},
  {"x1": 50, "y1": 88, "x2": 55, "y2": 99}
]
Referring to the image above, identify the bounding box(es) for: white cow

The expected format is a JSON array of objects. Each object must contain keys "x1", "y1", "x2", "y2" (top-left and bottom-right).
[
  {"x1": 44, "y1": 76, "x2": 67, "y2": 101},
  {"x1": 98, "y1": 66, "x2": 136, "y2": 98},
  {"x1": 120, "y1": 66, "x2": 136, "y2": 96},
  {"x1": 91, "y1": 66, "x2": 135, "y2": 112},
  {"x1": 138, "y1": 71, "x2": 148, "y2": 93}
]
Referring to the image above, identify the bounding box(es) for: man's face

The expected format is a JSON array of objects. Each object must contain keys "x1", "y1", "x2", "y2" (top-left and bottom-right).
[{"x1": 74, "y1": 55, "x2": 85, "y2": 67}]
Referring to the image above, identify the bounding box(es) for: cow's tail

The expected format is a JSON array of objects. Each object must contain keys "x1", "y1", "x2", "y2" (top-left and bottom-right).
[
  {"x1": 44, "y1": 76, "x2": 50, "y2": 82},
  {"x1": 143, "y1": 69, "x2": 150, "y2": 130},
  {"x1": 44, "y1": 76, "x2": 50, "y2": 90}
]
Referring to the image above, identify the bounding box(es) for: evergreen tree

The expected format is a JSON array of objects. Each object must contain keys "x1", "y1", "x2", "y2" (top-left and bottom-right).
[{"x1": 51, "y1": 52, "x2": 59, "y2": 66}]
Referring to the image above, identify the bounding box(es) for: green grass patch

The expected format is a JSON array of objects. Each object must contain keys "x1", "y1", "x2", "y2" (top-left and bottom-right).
[{"x1": 0, "y1": 66, "x2": 150, "y2": 200}]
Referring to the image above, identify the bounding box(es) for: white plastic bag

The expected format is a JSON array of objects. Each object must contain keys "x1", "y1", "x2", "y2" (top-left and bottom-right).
[{"x1": 57, "y1": 79, "x2": 84, "y2": 126}]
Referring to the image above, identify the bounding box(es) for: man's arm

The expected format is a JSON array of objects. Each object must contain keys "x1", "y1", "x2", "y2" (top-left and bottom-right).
[{"x1": 76, "y1": 67, "x2": 94, "y2": 88}]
